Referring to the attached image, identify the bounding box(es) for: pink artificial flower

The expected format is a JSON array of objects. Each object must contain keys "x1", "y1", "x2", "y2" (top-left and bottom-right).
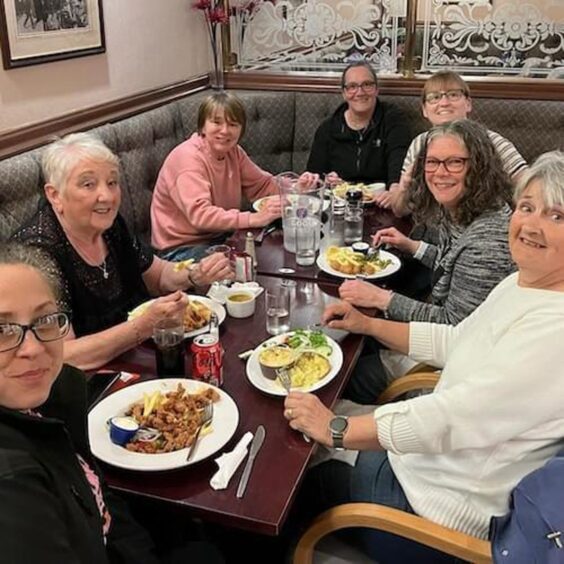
[
  {"x1": 192, "y1": 0, "x2": 211, "y2": 10},
  {"x1": 209, "y1": 7, "x2": 229, "y2": 24}
]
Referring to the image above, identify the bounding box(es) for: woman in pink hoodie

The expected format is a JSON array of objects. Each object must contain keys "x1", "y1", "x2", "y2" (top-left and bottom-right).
[{"x1": 151, "y1": 92, "x2": 283, "y2": 261}]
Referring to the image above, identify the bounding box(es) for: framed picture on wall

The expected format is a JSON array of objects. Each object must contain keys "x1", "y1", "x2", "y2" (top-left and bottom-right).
[{"x1": 0, "y1": 0, "x2": 105, "y2": 69}]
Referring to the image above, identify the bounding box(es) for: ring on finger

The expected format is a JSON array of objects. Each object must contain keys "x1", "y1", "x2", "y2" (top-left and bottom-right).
[{"x1": 285, "y1": 408, "x2": 293, "y2": 419}]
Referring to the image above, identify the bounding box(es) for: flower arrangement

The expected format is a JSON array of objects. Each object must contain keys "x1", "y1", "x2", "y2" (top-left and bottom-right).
[{"x1": 192, "y1": 0, "x2": 229, "y2": 88}]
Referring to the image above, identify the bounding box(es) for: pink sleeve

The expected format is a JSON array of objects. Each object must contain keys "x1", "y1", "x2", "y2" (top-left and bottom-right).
[
  {"x1": 169, "y1": 169, "x2": 253, "y2": 232},
  {"x1": 238, "y1": 147, "x2": 279, "y2": 201}
]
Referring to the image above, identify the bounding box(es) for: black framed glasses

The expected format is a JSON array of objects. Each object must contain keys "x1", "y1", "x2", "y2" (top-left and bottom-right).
[
  {"x1": 424, "y1": 89, "x2": 466, "y2": 105},
  {"x1": 424, "y1": 157, "x2": 470, "y2": 173},
  {"x1": 0, "y1": 312, "x2": 70, "y2": 353},
  {"x1": 343, "y1": 81, "x2": 377, "y2": 94}
]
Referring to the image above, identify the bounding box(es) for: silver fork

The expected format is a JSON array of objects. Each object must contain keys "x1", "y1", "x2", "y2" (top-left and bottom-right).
[
  {"x1": 277, "y1": 369, "x2": 311, "y2": 443},
  {"x1": 186, "y1": 401, "x2": 214, "y2": 461}
]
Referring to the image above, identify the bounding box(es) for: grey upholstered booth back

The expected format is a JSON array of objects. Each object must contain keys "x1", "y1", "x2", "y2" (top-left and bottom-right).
[{"x1": 1, "y1": 89, "x2": 563, "y2": 243}]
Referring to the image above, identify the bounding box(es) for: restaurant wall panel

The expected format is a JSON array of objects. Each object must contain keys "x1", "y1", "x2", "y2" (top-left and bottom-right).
[{"x1": 0, "y1": 0, "x2": 211, "y2": 135}]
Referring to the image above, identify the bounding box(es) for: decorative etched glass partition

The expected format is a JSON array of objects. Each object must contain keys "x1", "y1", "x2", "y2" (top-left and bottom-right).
[
  {"x1": 225, "y1": 0, "x2": 564, "y2": 79},
  {"x1": 420, "y1": 0, "x2": 564, "y2": 78},
  {"x1": 228, "y1": 0, "x2": 404, "y2": 74}
]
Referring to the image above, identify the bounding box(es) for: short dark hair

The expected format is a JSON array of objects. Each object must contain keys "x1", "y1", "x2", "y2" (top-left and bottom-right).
[
  {"x1": 408, "y1": 120, "x2": 513, "y2": 226},
  {"x1": 341, "y1": 61, "x2": 378, "y2": 89},
  {"x1": 197, "y1": 92, "x2": 247, "y2": 137}
]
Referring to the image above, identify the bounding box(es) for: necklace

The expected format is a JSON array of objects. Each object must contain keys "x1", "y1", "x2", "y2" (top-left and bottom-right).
[{"x1": 59, "y1": 220, "x2": 110, "y2": 280}]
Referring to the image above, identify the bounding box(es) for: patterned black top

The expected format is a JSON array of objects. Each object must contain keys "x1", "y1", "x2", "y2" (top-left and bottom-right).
[{"x1": 12, "y1": 203, "x2": 153, "y2": 337}]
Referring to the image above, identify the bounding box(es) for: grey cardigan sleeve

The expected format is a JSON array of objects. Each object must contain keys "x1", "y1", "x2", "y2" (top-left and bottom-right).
[{"x1": 387, "y1": 210, "x2": 515, "y2": 325}]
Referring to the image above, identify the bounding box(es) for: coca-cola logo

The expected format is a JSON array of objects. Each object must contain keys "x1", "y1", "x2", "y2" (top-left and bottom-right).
[{"x1": 296, "y1": 207, "x2": 308, "y2": 219}]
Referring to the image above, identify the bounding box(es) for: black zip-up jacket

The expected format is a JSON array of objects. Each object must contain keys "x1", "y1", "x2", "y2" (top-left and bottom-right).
[
  {"x1": 306, "y1": 100, "x2": 412, "y2": 185},
  {"x1": 0, "y1": 365, "x2": 158, "y2": 564}
]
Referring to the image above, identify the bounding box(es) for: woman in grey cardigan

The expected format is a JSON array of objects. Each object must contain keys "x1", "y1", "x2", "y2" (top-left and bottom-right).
[{"x1": 341, "y1": 120, "x2": 516, "y2": 402}]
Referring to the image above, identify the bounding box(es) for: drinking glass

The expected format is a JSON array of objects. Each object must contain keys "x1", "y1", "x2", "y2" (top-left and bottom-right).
[
  {"x1": 152, "y1": 318, "x2": 185, "y2": 377},
  {"x1": 206, "y1": 244, "x2": 233, "y2": 286},
  {"x1": 295, "y1": 221, "x2": 319, "y2": 266},
  {"x1": 265, "y1": 287, "x2": 291, "y2": 336}
]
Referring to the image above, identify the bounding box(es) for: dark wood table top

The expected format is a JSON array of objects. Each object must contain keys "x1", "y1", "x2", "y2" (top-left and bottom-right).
[
  {"x1": 100, "y1": 275, "x2": 365, "y2": 536},
  {"x1": 98, "y1": 208, "x2": 425, "y2": 536}
]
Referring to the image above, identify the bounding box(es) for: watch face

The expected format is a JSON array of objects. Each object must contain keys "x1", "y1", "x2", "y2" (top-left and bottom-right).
[{"x1": 330, "y1": 417, "x2": 348, "y2": 433}]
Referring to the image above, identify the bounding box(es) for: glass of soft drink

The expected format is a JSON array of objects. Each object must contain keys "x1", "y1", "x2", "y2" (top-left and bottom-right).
[
  {"x1": 152, "y1": 318, "x2": 185, "y2": 378},
  {"x1": 265, "y1": 287, "x2": 291, "y2": 335}
]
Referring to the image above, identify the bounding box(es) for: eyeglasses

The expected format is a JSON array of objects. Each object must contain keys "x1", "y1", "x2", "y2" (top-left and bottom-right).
[
  {"x1": 0, "y1": 312, "x2": 70, "y2": 353},
  {"x1": 424, "y1": 89, "x2": 466, "y2": 105},
  {"x1": 343, "y1": 81, "x2": 377, "y2": 94},
  {"x1": 424, "y1": 157, "x2": 469, "y2": 173}
]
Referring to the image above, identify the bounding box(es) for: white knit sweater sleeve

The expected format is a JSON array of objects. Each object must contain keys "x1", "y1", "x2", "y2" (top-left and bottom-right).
[{"x1": 375, "y1": 284, "x2": 564, "y2": 455}]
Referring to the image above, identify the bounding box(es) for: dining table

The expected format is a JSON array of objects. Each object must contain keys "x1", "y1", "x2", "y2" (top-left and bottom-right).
[{"x1": 93, "y1": 205, "x2": 428, "y2": 537}]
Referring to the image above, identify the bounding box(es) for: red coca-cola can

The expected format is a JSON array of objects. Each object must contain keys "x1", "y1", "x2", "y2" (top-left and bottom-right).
[{"x1": 190, "y1": 334, "x2": 224, "y2": 387}]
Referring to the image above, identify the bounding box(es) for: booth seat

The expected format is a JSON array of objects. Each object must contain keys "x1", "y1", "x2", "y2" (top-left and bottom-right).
[{"x1": 1, "y1": 89, "x2": 563, "y2": 243}]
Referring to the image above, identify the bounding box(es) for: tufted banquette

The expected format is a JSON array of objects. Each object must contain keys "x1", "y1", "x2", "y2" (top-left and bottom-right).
[{"x1": 1, "y1": 89, "x2": 563, "y2": 243}]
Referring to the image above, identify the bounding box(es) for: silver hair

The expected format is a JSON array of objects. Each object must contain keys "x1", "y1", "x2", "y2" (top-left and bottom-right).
[
  {"x1": 514, "y1": 151, "x2": 564, "y2": 208},
  {"x1": 41, "y1": 132, "x2": 119, "y2": 194},
  {"x1": 0, "y1": 243, "x2": 62, "y2": 301}
]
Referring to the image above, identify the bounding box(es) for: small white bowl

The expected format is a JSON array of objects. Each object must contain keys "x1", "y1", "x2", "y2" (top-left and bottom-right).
[{"x1": 225, "y1": 291, "x2": 256, "y2": 318}]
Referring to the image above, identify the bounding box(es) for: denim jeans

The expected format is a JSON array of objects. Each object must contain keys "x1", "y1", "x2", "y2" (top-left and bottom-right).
[
  {"x1": 159, "y1": 234, "x2": 230, "y2": 263},
  {"x1": 302, "y1": 451, "x2": 461, "y2": 563}
]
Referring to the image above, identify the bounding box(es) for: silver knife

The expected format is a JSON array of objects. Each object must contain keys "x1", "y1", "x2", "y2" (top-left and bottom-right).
[{"x1": 236, "y1": 425, "x2": 266, "y2": 498}]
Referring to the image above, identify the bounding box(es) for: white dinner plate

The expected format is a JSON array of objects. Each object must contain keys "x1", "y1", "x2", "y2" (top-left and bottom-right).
[
  {"x1": 332, "y1": 183, "x2": 386, "y2": 204},
  {"x1": 128, "y1": 294, "x2": 226, "y2": 339},
  {"x1": 88, "y1": 379, "x2": 239, "y2": 471},
  {"x1": 316, "y1": 248, "x2": 401, "y2": 280},
  {"x1": 246, "y1": 331, "x2": 344, "y2": 397},
  {"x1": 252, "y1": 195, "x2": 330, "y2": 213}
]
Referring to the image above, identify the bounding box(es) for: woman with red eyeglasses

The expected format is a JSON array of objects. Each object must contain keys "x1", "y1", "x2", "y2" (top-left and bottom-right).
[{"x1": 307, "y1": 61, "x2": 412, "y2": 189}]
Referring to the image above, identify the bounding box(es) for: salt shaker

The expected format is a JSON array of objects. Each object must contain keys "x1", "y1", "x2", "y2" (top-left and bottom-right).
[{"x1": 245, "y1": 231, "x2": 257, "y2": 277}]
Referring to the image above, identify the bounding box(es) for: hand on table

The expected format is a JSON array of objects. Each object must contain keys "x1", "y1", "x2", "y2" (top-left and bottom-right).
[
  {"x1": 191, "y1": 253, "x2": 234, "y2": 286},
  {"x1": 324, "y1": 171, "x2": 343, "y2": 187},
  {"x1": 283, "y1": 392, "x2": 333, "y2": 446},
  {"x1": 296, "y1": 171, "x2": 321, "y2": 189},
  {"x1": 372, "y1": 227, "x2": 419, "y2": 255},
  {"x1": 372, "y1": 190, "x2": 394, "y2": 209},
  {"x1": 250, "y1": 199, "x2": 281, "y2": 227},
  {"x1": 339, "y1": 280, "x2": 392, "y2": 310},
  {"x1": 321, "y1": 301, "x2": 373, "y2": 335}
]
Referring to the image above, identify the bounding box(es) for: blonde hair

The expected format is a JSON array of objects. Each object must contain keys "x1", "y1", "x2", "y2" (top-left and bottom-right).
[{"x1": 422, "y1": 71, "x2": 471, "y2": 104}]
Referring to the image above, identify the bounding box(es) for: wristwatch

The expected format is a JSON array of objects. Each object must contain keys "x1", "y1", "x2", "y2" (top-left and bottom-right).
[{"x1": 329, "y1": 416, "x2": 349, "y2": 450}]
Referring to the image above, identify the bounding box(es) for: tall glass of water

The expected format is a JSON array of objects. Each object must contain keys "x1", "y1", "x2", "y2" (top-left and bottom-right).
[{"x1": 265, "y1": 287, "x2": 291, "y2": 335}]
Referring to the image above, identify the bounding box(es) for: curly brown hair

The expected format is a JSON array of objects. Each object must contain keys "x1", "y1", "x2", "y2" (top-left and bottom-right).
[{"x1": 407, "y1": 120, "x2": 513, "y2": 226}]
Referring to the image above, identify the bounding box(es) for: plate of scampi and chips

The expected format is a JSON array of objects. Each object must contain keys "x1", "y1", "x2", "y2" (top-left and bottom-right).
[{"x1": 88, "y1": 379, "x2": 239, "y2": 471}]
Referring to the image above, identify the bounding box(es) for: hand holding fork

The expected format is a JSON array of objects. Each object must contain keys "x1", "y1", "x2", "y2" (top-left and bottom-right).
[{"x1": 277, "y1": 368, "x2": 311, "y2": 443}]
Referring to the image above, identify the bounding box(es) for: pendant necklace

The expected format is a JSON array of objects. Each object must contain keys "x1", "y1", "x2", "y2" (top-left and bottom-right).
[{"x1": 61, "y1": 223, "x2": 110, "y2": 279}]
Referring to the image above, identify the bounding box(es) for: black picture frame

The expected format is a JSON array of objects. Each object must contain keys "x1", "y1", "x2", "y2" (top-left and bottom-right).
[{"x1": 0, "y1": 0, "x2": 105, "y2": 69}]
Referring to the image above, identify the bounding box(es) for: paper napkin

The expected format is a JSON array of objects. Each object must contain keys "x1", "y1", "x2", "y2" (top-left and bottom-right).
[{"x1": 210, "y1": 431, "x2": 254, "y2": 490}]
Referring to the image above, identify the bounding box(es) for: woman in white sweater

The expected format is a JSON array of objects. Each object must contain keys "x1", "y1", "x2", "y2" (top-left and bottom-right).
[{"x1": 284, "y1": 151, "x2": 564, "y2": 562}]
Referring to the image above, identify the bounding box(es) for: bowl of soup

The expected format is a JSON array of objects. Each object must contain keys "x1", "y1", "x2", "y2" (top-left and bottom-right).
[{"x1": 225, "y1": 291, "x2": 256, "y2": 318}]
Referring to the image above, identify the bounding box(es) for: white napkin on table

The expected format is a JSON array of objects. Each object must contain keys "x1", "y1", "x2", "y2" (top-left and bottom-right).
[
  {"x1": 210, "y1": 431, "x2": 254, "y2": 490},
  {"x1": 207, "y1": 282, "x2": 264, "y2": 304}
]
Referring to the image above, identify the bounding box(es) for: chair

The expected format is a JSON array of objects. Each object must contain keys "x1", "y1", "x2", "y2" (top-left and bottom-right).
[
  {"x1": 376, "y1": 371, "x2": 440, "y2": 404},
  {"x1": 293, "y1": 372, "x2": 492, "y2": 564},
  {"x1": 293, "y1": 503, "x2": 492, "y2": 564}
]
